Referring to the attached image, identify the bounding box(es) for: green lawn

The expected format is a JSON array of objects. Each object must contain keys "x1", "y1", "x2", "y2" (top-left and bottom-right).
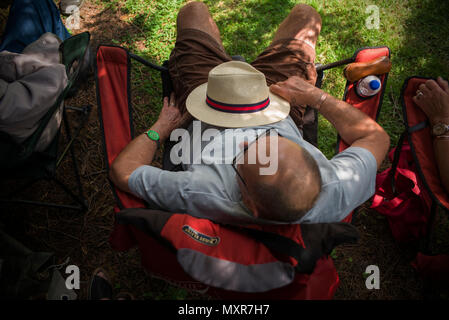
[{"x1": 103, "y1": 0, "x2": 449, "y2": 158}]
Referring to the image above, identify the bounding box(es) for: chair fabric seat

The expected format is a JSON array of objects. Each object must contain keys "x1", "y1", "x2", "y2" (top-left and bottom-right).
[{"x1": 96, "y1": 45, "x2": 389, "y2": 299}]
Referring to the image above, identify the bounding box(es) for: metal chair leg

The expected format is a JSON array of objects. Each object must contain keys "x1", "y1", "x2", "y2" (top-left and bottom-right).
[{"x1": 0, "y1": 105, "x2": 92, "y2": 212}]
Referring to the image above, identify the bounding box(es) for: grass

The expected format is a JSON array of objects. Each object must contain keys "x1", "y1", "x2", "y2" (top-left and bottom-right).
[{"x1": 103, "y1": 0, "x2": 449, "y2": 158}]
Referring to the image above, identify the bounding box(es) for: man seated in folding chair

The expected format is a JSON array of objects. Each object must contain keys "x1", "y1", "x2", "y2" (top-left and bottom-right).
[
  {"x1": 110, "y1": 2, "x2": 390, "y2": 224},
  {"x1": 413, "y1": 76, "x2": 449, "y2": 194}
]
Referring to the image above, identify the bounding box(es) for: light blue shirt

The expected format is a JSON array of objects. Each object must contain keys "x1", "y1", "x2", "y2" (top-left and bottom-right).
[{"x1": 128, "y1": 116, "x2": 377, "y2": 225}]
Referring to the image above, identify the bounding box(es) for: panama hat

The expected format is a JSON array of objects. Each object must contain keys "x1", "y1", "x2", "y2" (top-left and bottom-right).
[{"x1": 186, "y1": 61, "x2": 290, "y2": 127}]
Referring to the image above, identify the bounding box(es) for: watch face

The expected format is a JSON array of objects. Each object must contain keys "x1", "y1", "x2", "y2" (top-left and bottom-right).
[
  {"x1": 147, "y1": 130, "x2": 159, "y2": 141},
  {"x1": 433, "y1": 123, "x2": 448, "y2": 136}
]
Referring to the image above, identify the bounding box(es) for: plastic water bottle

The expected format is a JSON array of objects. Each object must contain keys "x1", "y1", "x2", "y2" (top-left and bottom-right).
[{"x1": 356, "y1": 75, "x2": 381, "y2": 97}]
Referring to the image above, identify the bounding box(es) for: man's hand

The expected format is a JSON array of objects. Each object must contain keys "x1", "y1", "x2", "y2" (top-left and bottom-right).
[
  {"x1": 270, "y1": 76, "x2": 389, "y2": 168},
  {"x1": 153, "y1": 93, "x2": 185, "y2": 141},
  {"x1": 270, "y1": 76, "x2": 324, "y2": 108},
  {"x1": 110, "y1": 92, "x2": 186, "y2": 193}
]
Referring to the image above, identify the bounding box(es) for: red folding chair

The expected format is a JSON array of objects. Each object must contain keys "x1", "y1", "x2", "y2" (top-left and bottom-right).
[
  {"x1": 331, "y1": 46, "x2": 391, "y2": 223},
  {"x1": 372, "y1": 76, "x2": 449, "y2": 285},
  {"x1": 95, "y1": 45, "x2": 389, "y2": 299}
]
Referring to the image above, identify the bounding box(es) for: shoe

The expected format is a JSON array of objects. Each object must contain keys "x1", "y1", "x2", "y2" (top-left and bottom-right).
[
  {"x1": 115, "y1": 292, "x2": 135, "y2": 300},
  {"x1": 60, "y1": 0, "x2": 85, "y2": 15},
  {"x1": 343, "y1": 55, "x2": 392, "y2": 82},
  {"x1": 88, "y1": 268, "x2": 113, "y2": 300}
]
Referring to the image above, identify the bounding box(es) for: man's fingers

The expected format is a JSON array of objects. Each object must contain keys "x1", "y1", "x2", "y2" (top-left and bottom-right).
[
  {"x1": 269, "y1": 83, "x2": 281, "y2": 92},
  {"x1": 269, "y1": 83, "x2": 290, "y2": 101},
  {"x1": 163, "y1": 96, "x2": 169, "y2": 107},
  {"x1": 269, "y1": 84, "x2": 281, "y2": 95},
  {"x1": 437, "y1": 76, "x2": 449, "y2": 93},
  {"x1": 169, "y1": 93, "x2": 176, "y2": 106}
]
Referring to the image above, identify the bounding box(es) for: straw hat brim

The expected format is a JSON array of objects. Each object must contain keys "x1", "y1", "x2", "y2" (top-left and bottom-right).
[{"x1": 186, "y1": 82, "x2": 291, "y2": 128}]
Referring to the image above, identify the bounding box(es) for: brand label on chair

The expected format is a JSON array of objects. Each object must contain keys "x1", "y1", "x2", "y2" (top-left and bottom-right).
[{"x1": 182, "y1": 225, "x2": 220, "y2": 246}]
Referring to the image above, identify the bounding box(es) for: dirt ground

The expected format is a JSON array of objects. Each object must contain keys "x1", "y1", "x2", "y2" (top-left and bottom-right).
[{"x1": 0, "y1": 1, "x2": 448, "y2": 300}]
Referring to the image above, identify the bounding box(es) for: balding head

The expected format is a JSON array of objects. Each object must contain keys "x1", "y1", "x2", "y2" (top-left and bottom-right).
[{"x1": 237, "y1": 135, "x2": 321, "y2": 222}]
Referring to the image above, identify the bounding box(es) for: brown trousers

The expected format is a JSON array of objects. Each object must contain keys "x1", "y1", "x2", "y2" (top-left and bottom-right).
[{"x1": 167, "y1": 13, "x2": 319, "y2": 144}]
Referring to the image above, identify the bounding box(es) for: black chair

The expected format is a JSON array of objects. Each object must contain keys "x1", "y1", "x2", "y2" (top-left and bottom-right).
[{"x1": 0, "y1": 32, "x2": 92, "y2": 211}]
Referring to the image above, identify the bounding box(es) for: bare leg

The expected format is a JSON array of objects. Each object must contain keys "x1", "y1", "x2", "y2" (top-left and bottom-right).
[
  {"x1": 168, "y1": 1, "x2": 230, "y2": 119},
  {"x1": 272, "y1": 3, "x2": 322, "y2": 50},
  {"x1": 251, "y1": 4, "x2": 322, "y2": 141},
  {"x1": 176, "y1": 1, "x2": 223, "y2": 47},
  {"x1": 165, "y1": 2, "x2": 232, "y2": 169}
]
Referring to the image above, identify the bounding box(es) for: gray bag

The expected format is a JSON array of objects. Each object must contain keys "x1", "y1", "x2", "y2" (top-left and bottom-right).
[{"x1": 0, "y1": 33, "x2": 67, "y2": 152}]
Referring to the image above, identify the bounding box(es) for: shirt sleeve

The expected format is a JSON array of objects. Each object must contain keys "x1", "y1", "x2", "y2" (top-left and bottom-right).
[
  {"x1": 128, "y1": 165, "x2": 192, "y2": 213},
  {"x1": 328, "y1": 146, "x2": 378, "y2": 220}
]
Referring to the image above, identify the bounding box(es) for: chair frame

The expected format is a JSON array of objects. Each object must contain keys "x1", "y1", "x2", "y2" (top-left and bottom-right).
[{"x1": 0, "y1": 105, "x2": 91, "y2": 211}]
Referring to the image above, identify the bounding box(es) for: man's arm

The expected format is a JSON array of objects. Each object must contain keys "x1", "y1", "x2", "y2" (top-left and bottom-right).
[
  {"x1": 413, "y1": 77, "x2": 449, "y2": 193},
  {"x1": 270, "y1": 76, "x2": 390, "y2": 168},
  {"x1": 109, "y1": 93, "x2": 184, "y2": 192}
]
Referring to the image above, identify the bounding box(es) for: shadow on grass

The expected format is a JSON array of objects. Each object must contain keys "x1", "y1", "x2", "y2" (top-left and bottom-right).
[
  {"x1": 82, "y1": 3, "x2": 171, "y2": 125},
  {"x1": 318, "y1": 10, "x2": 371, "y2": 61},
  {"x1": 396, "y1": 0, "x2": 449, "y2": 82},
  {"x1": 82, "y1": 4, "x2": 155, "y2": 57},
  {"x1": 206, "y1": 0, "x2": 296, "y2": 61},
  {"x1": 375, "y1": 0, "x2": 449, "y2": 146}
]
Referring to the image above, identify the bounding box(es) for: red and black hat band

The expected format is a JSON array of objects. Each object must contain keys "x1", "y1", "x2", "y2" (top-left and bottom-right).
[{"x1": 206, "y1": 95, "x2": 270, "y2": 113}]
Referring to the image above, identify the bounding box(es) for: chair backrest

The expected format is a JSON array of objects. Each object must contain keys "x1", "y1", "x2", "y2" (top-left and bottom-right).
[
  {"x1": 400, "y1": 77, "x2": 449, "y2": 210},
  {"x1": 372, "y1": 76, "x2": 449, "y2": 243},
  {"x1": 95, "y1": 45, "x2": 145, "y2": 210}
]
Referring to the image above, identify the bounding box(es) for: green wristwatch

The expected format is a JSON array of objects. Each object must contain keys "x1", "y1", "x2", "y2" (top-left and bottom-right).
[{"x1": 145, "y1": 130, "x2": 160, "y2": 148}]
